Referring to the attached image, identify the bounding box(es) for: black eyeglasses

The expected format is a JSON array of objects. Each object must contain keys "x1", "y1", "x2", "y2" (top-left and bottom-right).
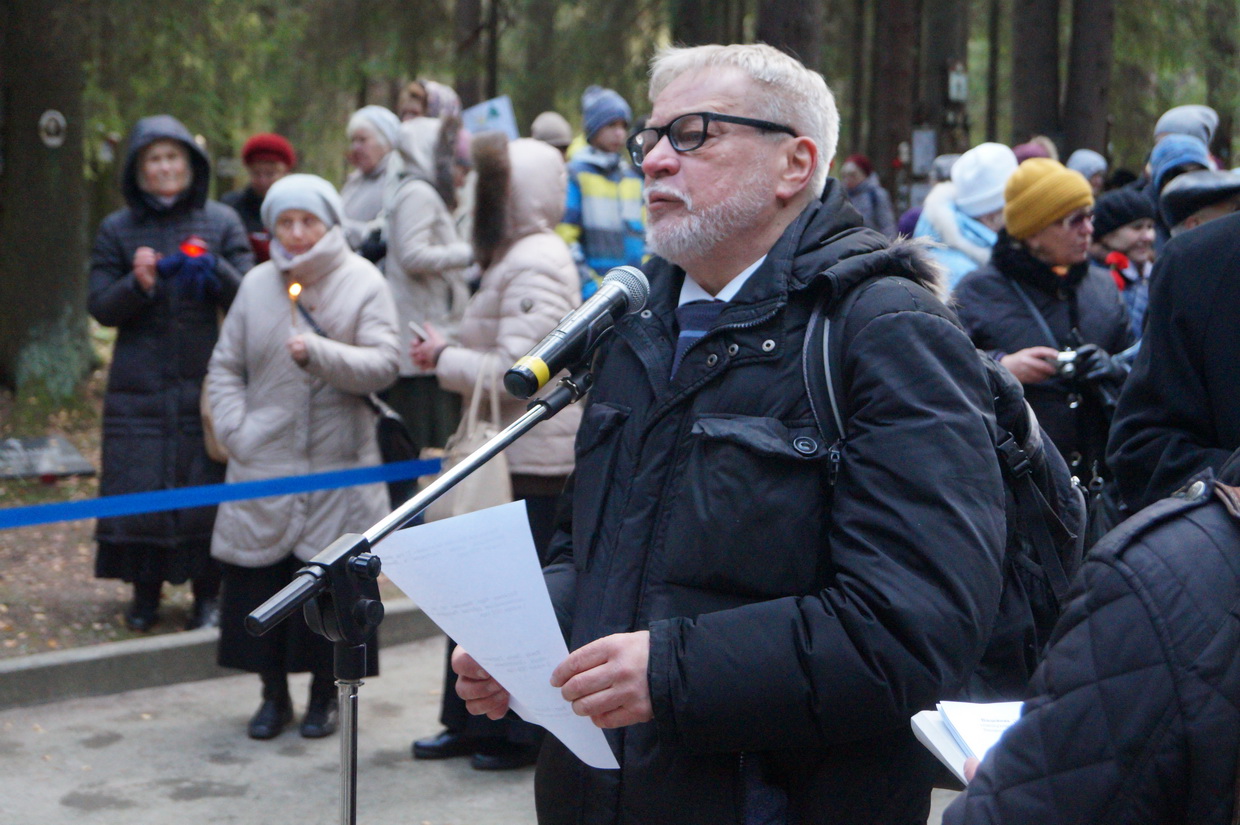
[{"x1": 626, "y1": 111, "x2": 797, "y2": 166}]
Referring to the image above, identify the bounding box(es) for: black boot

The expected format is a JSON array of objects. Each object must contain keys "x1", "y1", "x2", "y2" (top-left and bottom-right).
[
  {"x1": 301, "y1": 674, "x2": 338, "y2": 738},
  {"x1": 186, "y1": 568, "x2": 221, "y2": 630},
  {"x1": 124, "y1": 580, "x2": 161, "y2": 631},
  {"x1": 248, "y1": 673, "x2": 293, "y2": 740}
]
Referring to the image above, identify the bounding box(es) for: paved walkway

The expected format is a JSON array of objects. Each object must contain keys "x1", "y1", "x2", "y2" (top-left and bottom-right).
[
  {"x1": 0, "y1": 630, "x2": 959, "y2": 824},
  {"x1": 0, "y1": 635, "x2": 536, "y2": 825}
]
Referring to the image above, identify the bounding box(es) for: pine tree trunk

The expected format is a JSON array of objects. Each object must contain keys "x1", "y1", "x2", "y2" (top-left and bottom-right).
[
  {"x1": 757, "y1": 0, "x2": 824, "y2": 68},
  {"x1": 1062, "y1": 0, "x2": 1114, "y2": 155},
  {"x1": 0, "y1": 0, "x2": 90, "y2": 397},
  {"x1": 1205, "y1": 0, "x2": 1238, "y2": 167},
  {"x1": 671, "y1": 0, "x2": 730, "y2": 46},
  {"x1": 1010, "y1": 0, "x2": 1061, "y2": 146},
  {"x1": 455, "y1": 0, "x2": 484, "y2": 107},
  {"x1": 868, "y1": 0, "x2": 918, "y2": 193},
  {"x1": 919, "y1": 0, "x2": 971, "y2": 154}
]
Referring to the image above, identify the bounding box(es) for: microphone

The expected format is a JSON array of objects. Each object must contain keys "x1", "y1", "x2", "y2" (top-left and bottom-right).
[{"x1": 504, "y1": 265, "x2": 649, "y2": 399}]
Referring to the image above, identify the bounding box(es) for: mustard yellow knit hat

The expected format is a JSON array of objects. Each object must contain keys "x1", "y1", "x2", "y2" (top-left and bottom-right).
[{"x1": 1003, "y1": 158, "x2": 1095, "y2": 240}]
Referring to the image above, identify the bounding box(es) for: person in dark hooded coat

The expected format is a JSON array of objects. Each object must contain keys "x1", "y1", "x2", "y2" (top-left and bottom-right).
[{"x1": 88, "y1": 115, "x2": 253, "y2": 632}]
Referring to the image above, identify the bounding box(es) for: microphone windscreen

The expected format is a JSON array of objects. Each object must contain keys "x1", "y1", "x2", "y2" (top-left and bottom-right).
[{"x1": 601, "y1": 266, "x2": 649, "y2": 314}]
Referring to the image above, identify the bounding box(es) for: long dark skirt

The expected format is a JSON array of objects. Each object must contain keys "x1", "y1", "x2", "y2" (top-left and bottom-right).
[
  {"x1": 217, "y1": 556, "x2": 379, "y2": 677},
  {"x1": 96, "y1": 539, "x2": 216, "y2": 586}
]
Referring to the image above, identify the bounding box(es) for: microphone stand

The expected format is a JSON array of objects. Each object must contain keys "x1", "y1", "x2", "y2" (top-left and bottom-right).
[{"x1": 246, "y1": 366, "x2": 594, "y2": 825}]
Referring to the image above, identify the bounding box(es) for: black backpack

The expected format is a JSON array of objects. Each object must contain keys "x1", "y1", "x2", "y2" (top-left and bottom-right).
[{"x1": 804, "y1": 274, "x2": 1087, "y2": 700}]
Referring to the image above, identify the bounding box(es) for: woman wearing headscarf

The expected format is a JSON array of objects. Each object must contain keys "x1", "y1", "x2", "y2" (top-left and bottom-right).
[
  {"x1": 954, "y1": 159, "x2": 1134, "y2": 488},
  {"x1": 409, "y1": 134, "x2": 582, "y2": 770},
  {"x1": 839, "y1": 153, "x2": 897, "y2": 238},
  {"x1": 206, "y1": 174, "x2": 399, "y2": 740},
  {"x1": 88, "y1": 115, "x2": 253, "y2": 632},
  {"x1": 381, "y1": 115, "x2": 473, "y2": 462},
  {"x1": 341, "y1": 105, "x2": 401, "y2": 257}
]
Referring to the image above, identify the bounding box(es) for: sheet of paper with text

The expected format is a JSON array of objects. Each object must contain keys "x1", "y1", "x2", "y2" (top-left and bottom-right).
[{"x1": 379, "y1": 500, "x2": 620, "y2": 769}]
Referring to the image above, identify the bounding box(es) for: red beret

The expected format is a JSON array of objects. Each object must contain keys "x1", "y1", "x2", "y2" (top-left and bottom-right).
[
  {"x1": 845, "y1": 153, "x2": 874, "y2": 177},
  {"x1": 241, "y1": 133, "x2": 296, "y2": 168}
]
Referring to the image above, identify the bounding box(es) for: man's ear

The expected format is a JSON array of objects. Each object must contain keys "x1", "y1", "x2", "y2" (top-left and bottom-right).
[{"x1": 775, "y1": 137, "x2": 818, "y2": 202}]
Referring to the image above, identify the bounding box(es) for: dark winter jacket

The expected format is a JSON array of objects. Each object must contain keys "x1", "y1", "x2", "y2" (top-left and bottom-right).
[
  {"x1": 220, "y1": 185, "x2": 271, "y2": 263},
  {"x1": 1107, "y1": 211, "x2": 1240, "y2": 511},
  {"x1": 536, "y1": 181, "x2": 1006, "y2": 825},
  {"x1": 954, "y1": 232, "x2": 1134, "y2": 474},
  {"x1": 88, "y1": 115, "x2": 253, "y2": 547},
  {"x1": 942, "y1": 461, "x2": 1240, "y2": 825}
]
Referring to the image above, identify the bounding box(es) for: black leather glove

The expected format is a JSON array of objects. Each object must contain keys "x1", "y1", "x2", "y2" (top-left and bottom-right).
[
  {"x1": 1074, "y1": 343, "x2": 1128, "y2": 385},
  {"x1": 358, "y1": 228, "x2": 386, "y2": 263}
]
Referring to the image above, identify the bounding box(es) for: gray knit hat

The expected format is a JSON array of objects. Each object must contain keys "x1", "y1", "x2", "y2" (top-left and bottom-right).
[
  {"x1": 261, "y1": 173, "x2": 344, "y2": 230},
  {"x1": 1154, "y1": 105, "x2": 1219, "y2": 147},
  {"x1": 348, "y1": 105, "x2": 401, "y2": 149},
  {"x1": 1066, "y1": 149, "x2": 1107, "y2": 180},
  {"x1": 531, "y1": 111, "x2": 573, "y2": 148}
]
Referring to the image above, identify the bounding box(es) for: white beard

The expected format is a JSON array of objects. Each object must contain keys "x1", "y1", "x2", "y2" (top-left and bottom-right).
[{"x1": 645, "y1": 172, "x2": 769, "y2": 266}]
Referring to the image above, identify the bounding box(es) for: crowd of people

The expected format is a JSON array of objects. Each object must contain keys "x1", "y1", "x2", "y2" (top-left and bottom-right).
[{"x1": 84, "y1": 41, "x2": 1240, "y2": 825}]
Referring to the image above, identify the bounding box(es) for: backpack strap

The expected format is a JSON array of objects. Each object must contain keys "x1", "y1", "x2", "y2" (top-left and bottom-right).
[
  {"x1": 804, "y1": 276, "x2": 884, "y2": 484},
  {"x1": 997, "y1": 432, "x2": 1075, "y2": 603}
]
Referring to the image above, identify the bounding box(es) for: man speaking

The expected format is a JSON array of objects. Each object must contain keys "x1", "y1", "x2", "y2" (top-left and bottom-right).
[{"x1": 454, "y1": 44, "x2": 1005, "y2": 824}]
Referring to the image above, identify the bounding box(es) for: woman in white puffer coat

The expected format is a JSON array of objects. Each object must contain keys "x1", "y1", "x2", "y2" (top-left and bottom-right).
[
  {"x1": 409, "y1": 134, "x2": 581, "y2": 770},
  {"x1": 206, "y1": 173, "x2": 399, "y2": 742}
]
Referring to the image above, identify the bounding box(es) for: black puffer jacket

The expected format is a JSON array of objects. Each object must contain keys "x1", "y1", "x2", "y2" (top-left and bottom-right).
[
  {"x1": 536, "y1": 182, "x2": 1005, "y2": 825},
  {"x1": 942, "y1": 461, "x2": 1240, "y2": 825},
  {"x1": 89, "y1": 115, "x2": 253, "y2": 547},
  {"x1": 1107, "y1": 211, "x2": 1240, "y2": 511},
  {"x1": 954, "y1": 232, "x2": 1133, "y2": 474}
]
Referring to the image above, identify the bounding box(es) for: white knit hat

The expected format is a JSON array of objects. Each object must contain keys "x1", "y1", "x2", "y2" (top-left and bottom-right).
[{"x1": 952, "y1": 142, "x2": 1018, "y2": 217}]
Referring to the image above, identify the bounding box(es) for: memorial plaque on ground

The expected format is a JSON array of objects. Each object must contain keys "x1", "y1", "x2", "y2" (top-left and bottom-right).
[{"x1": 0, "y1": 436, "x2": 95, "y2": 479}]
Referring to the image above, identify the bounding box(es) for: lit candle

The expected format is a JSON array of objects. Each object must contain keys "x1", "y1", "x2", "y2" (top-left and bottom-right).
[{"x1": 288, "y1": 282, "x2": 302, "y2": 328}]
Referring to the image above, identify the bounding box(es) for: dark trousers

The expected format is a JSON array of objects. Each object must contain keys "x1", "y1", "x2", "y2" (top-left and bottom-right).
[{"x1": 436, "y1": 479, "x2": 567, "y2": 743}]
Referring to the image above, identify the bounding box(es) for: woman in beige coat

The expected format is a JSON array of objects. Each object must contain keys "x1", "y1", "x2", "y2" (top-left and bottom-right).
[
  {"x1": 410, "y1": 134, "x2": 581, "y2": 770},
  {"x1": 382, "y1": 115, "x2": 473, "y2": 461},
  {"x1": 206, "y1": 174, "x2": 399, "y2": 741}
]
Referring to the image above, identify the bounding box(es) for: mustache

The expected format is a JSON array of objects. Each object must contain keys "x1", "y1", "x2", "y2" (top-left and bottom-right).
[{"x1": 644, "y1": 182, "x2": 693, "y2": 211}]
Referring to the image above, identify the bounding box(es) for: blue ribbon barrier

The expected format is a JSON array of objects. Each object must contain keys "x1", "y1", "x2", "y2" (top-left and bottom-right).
[{"x1": 0, "y1": 458, "x2": 441, "y2": 531}]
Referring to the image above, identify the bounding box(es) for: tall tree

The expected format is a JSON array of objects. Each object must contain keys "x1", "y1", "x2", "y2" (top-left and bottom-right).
[
  {"x1": 1010, "y1": 0, "x2": 1061, "y2": 145},
  {"x1": 868, "y1": 0, "x2": 918, "y2": 193},
  {"x1": 1205, "y1": 0, "x2": 1238, "y2": 167},
  {"x1": 455, "y1": 0, "x2": 485, "y2": 107},
  {"x1": 671, "y1": 0, "x2": 732, "y2": 46},
  {"x1": 757, "y1": 0, "x2": 824, "y2": 68},
  {"x1": 0, "y1": 0, "x2": 91, "y2": 397},
  {"x1": 514, "y1": 0, "x2": 560, "y2": 128},
  {"x1": 919, "y1": 0, "x2": 971, "y2": 154},
  {"x1": 1062, "y1": 0, "x2": 1114, "y2": 154}
]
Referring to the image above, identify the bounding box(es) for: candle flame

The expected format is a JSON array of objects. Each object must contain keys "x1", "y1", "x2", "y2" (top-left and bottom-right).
[{"x1": 288, "y1": 283, "x2": 302, "y2": 300}]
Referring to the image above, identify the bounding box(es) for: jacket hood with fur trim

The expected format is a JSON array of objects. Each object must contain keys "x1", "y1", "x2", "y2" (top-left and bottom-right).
[
  {"x1": 472, "y1": 134, "x2": 567, "y2": 268},
  {"x1": 394, "y1": 115, "x2": 460, "y2": 211}
]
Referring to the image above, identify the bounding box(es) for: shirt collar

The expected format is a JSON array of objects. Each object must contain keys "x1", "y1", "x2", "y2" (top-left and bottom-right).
[{"x1": 678, "y1": 255, "x2": 767, "y2": 306}]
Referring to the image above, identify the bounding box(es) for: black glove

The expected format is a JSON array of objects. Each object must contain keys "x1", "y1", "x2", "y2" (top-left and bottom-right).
[
  {"x1": 1074, "y1": 343, "x2": 1128, "y2": 385},
  {"x1": 358, "y1": 228, "x2": 386, "y2": 263}
]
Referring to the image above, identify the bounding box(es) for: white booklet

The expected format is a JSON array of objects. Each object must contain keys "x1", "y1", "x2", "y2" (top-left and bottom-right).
[{"x1": 911, "y1": 700, "x2": 1023, "y2": 784}]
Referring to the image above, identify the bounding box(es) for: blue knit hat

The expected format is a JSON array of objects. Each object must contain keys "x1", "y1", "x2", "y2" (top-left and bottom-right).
[
  {"x1": 582, "y1": 86, "x2": 631, "y2": 141},
  {"x1": 1150, "y1": 134, "x2": 1213, "y2": 194}
]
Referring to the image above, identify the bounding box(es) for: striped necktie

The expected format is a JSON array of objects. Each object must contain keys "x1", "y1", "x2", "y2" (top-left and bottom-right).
[{"x1": 671, "y1": 299, "x2": 726, "y2": 377}]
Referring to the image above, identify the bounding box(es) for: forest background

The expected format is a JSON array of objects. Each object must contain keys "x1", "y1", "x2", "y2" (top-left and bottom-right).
[{"x1": 0, "y1": 0, "x2": 1237, "y2": 405}]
